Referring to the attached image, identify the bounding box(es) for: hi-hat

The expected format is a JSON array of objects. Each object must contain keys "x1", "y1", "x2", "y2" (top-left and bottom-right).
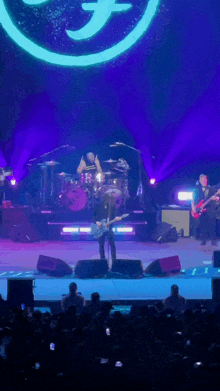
[{"x1": 103, "y1": 159, "x2": 117, "y2": 163}]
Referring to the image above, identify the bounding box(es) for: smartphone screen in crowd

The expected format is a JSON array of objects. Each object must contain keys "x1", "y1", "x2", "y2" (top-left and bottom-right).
[{"x1": 50, "y1": 343, "x2": 55, "y2": 350}]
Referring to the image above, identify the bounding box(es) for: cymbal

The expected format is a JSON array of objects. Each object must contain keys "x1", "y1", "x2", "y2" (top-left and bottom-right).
[
  {"x1": 45, "y1": 161, "x2": 60, "y2": 166},
  {"x1": 114, "y1": 167, "x2": 125, "y2": 172},
  {"x1": 103, "y1": 171, "x2": 113, "y2": 175},
  {"x1": 37, "y1": 160, "x2": 60, "y2": 167},
  {"x1": 57, "y1": 172, "x2": 71, "y2": 176},
  {"x1": 103, "y1": 159, "x2": 117, "y2": 163}
]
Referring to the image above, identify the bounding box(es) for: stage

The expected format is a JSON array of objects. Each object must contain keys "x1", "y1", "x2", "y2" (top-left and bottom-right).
[{"x1": 0, "y1": 237, "x2": 219, "y2": 303}]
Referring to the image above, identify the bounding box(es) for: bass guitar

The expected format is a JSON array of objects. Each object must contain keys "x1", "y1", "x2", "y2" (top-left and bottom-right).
[
  {"x1": 91, "y1": 214, "x2": 129, "y2": 239},
  {"x1": 191, "y1": 189, "x2": 220, "y2": 219}
]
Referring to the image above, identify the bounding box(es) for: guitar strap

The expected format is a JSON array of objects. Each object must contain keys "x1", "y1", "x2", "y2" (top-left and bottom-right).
[
  {"x1": 107, "y1": 201, "x2": 111, "y2": 224},
  {"x1": 204, "y1": 187, "x2": 209, "y2": 198}
]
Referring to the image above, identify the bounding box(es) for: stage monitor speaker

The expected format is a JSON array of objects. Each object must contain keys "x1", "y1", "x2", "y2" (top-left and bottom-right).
[
  {"x1": 2, "y1": 207, "x2": 40, "y2": 242},
  {"x1": 9, "y1": 223, "x2": 39, "y2": 243},
  {"x1": 213, "y1": 251, "x2": 220, "y2": 267},
  {"x1": 145, "y1": 255, "x2": 181, "y2": 277},
  {"x1": 212, "y1": 278, "x2": 220, "y2": 302},
  {"x1": 75, "y1": 259, "x2": 108, "y2": 279},
  {"x1": 111, "y1": 259, "x2": 143, "y2": 277},
  {"x1": 7, "y1": 279, "x2": 34, "y2": 307},
  {"x1": 37, "y1": 255, "x2": 73, "y2": 277},
  {"x1": 152, "y1": 222, "x2": 178, "y2": 243}
]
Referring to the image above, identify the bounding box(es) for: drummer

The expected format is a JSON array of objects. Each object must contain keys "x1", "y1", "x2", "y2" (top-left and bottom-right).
[
  {"x1": 77, "y1": 153, "x2": 104, "y2": 184},
  {"x1": 77, "y1": 152, "x2": 102, "y2": 175}
]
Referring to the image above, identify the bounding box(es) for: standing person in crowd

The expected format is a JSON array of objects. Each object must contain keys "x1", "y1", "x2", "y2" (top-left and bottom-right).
[
  {"x1": 61, "y1": 282, "x2": 85, "y2": 314},
  {"x1": 84, "y1": 292, "x2": 101, "y2": 317},
  {"x1": 163, "y1": 284, "x2": 186, "y2": 314}
]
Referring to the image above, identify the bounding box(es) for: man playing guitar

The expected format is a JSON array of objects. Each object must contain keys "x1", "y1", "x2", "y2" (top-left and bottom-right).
[
  {"x1": 192, "y1": 174, "x2": 220, "y2": 245},
  {"x1": 92, "y1": 194, "x2": 120, "y2": 261}
]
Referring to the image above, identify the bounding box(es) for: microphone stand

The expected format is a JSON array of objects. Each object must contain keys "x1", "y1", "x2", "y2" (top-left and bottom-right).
[
  {"x1": 111, "y1": 143, "x2": 145, "y2": 209},
  {"x1": 28, "y1": 145, "x2": 75, "y2": 164}
]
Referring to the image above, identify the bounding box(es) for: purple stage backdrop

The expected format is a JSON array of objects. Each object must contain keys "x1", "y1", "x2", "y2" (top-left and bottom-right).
[{"x1": 1, "y1": 0, "x2": 220, "y2": 204}]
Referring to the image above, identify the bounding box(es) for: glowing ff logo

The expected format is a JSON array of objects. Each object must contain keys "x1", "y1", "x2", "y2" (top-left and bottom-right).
[
  {"x1": 0, "y1": 0, "x2": 160, "y2": 66},
  {"x1": 66, "y1": 0, "x2": 132, "y2": 41}
]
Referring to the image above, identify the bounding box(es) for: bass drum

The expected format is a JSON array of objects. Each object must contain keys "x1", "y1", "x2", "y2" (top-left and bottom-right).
[
  {"x1": 62, "y1": 187, "x2": 87, "y2": 211},
  {"x1": 103, "y1": 187, "x2": 123, "y2": 209}
]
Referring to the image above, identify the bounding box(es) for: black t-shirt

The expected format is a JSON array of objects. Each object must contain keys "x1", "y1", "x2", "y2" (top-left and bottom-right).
[
  {"x1": 93, "y1": 202, "x2": 116, "y2": 228},
  {"x1": 83, "y1": 156, "x2": 96, "y2": 173}
]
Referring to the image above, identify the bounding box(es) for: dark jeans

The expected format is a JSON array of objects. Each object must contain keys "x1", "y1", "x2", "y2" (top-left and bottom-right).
[
  {"x1": 98, "y1": 230, "x2": 116, "y2": 260},
  {"x1": 199, "y1": 211, "x2": 217, "y2": 241}
]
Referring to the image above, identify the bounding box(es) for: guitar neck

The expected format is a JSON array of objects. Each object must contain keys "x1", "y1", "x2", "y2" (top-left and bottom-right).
[
  {"x1": 105, "y1": 214, "x2": 128, "y2": 227},
  {"x1": 105, "y1": 217, "x2": 118, "y2": 227},
  {"x1": 202, "y1": 190, "x2": 219, "y2": 208}
]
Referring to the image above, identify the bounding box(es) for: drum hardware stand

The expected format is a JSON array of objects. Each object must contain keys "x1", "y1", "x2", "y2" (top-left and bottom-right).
[
  {"x1": 40, "y1": 164, "x2": 47, "y2": 206},
  {"x1": 28, "y1": 145, "x2": 75, "y2": 207},
  {"x1": 110, "y1": 142, "x2": 145, "y2": 209}
]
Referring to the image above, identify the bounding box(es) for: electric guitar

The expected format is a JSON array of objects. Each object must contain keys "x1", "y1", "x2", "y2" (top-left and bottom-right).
[
  {"x1": 91, "y1": 214, "x2": 129, "y2": 239},
  {"x1": 191, "y1": 189, "x2": 220, "y2": 219}
]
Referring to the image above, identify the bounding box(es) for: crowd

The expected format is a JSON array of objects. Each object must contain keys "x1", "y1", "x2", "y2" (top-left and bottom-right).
[{"x1": 0, "y1": 284, "x2": 220, "y2": 390}]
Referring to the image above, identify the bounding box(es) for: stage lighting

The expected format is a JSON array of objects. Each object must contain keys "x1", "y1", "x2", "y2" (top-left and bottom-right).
[
  {"x1": 61, "y1": 226, "x2": 134, "y2": 235},
  {"x1": 178, "y1": 192, "x2": 193, "y2": 201},
  {"x1": 10, "y1": 178, "x2": 16, "y2": 186},
  {"x1": 79, "y1": 227, "x2": 91, "y2": 233},
  {"x1": 62, "y1": 227, "x2": 79, "y2": 233},
  {"x1": 150, "y1": 178, "x2": 156, "y2": 185}
]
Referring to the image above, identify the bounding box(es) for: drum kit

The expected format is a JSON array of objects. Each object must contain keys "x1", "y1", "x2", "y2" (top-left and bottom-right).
[{"x1": 36, "y1": 158, "x2": 130, "y2": 211}]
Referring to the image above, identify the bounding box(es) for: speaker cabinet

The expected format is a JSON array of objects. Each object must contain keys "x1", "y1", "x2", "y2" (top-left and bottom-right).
[
  {"x1": 212, "y1": 278, "x2": 220, "y2": 302},
  {"x1": 75, "y1": 259, "x2": 108, "y2": 279},
  {"x1": 152, "y1": 222, "x2": 178, "y2": 243},
  {"x1": 213, "y1": 251, "x2": 220, "y2": 267},
  {"x1": 1, "y1": 207, "x2": 40, "y2": 242},
  {"x1": 145, "y1": 255, "x2": 181, "y2": 277},
  {"x1": 9, "y1": 223, "x2": 39, "y2": 243},
  {"x1": 111, "y1": 259, "x2": 143, "y2": 277},
  {"x1": 7, "y1": 279, "x2": 34, "y2": 307},
  {"x1": 162, "y1": 209, "x2": 190, "y2": 237},
  {"x1": 37, "y1": 255, "x2": 73, "y2": 277}
]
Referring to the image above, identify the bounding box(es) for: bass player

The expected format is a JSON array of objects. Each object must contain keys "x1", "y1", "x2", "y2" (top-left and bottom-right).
[{"x1": 192, "y1": 174, "x2": 220, "y2": 246}]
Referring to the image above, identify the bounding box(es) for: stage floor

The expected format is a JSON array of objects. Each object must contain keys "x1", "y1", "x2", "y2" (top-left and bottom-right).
[{"x1": 0, "y1": 238, "x2": 219, "y2": 302}]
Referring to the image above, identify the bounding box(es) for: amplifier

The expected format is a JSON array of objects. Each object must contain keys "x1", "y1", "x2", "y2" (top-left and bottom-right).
[{"x1": 162, "y1": 209, "x2": 190, "y2": 237}]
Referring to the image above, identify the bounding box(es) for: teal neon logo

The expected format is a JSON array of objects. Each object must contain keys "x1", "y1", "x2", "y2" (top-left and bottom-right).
[{"x1": 0, "y1": 0, "x2": 160, "y2": 66}]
